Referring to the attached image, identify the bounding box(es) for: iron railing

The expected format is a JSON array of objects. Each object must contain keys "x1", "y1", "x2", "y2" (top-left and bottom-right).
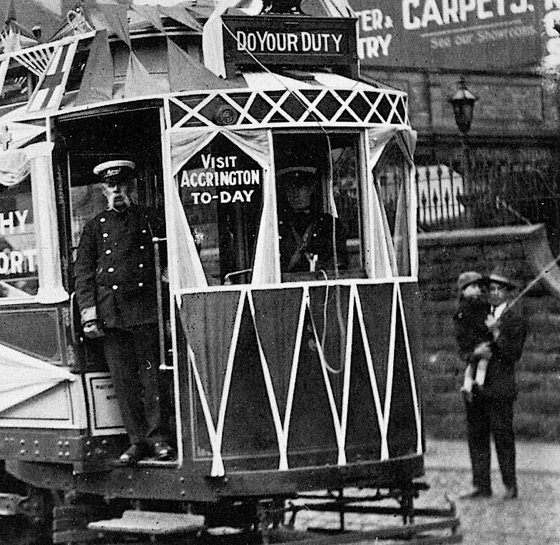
[{"x1": 413, "y1": 155, "x2": 560, "y2": 252}]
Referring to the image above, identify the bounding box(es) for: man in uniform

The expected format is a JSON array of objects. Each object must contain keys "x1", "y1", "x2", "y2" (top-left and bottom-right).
[
  {"x1": 74, "y1": 160, "x2": 174, "y2": 466},
  {"x1": 278, "y1": 166, "x2": 348, "y2": 273}
]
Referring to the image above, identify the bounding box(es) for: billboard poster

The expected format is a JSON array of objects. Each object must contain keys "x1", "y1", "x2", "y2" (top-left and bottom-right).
[{"x1": 350, "y1": 0, "x2": 544, "y2": 70}]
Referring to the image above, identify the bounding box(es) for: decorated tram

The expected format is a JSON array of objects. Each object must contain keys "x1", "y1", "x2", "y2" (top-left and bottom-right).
[{"x1": 0, "y1": 1, "x2": 460, "y2": 543}]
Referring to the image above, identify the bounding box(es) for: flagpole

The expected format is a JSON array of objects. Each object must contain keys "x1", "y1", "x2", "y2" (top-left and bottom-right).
[{"x1": 504, "y1": 252, "x2": 560, "y2": 315}]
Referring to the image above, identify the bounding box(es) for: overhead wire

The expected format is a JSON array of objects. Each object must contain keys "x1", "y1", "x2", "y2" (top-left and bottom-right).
[{"x1": 220, "y1": 20, "x2": 358, "y2": 372}]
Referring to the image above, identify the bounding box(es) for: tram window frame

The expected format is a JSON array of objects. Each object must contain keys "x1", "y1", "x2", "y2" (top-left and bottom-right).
[
  {"x1": 273, "y1": 130, "x2": 366, "y2": 282},
  {"x1": 0, "y1": 169, "x2": 39, "y2": 300},
  {"x1": 57, "y1": 106, "x2": 167, "y2": 369},
  {"x1": 177, "y1": 133, "x2": 264, "y2": 286},
  {"x1": 373, "y1": 140, "x2": 413, "y2": 277}
]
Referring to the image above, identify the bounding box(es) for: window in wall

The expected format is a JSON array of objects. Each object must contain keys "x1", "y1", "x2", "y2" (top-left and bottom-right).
[
  {"x1": 374, "y1": 141, "x2": 412, "y2": 276},
  {"x1": 0, "y1": 167, "x2": 37, "y2": 298},
  {"x1": 177, "y1": 134, "x2": 263, "y2": 285},
  {"x1": 273, "y1": 132, "x2": 363, "y2": 280}
]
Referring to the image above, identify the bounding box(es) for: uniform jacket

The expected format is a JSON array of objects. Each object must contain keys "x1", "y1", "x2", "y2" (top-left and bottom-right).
[
  {"x1": 453, "y1": 296, "x2": 493, "y2": 365},
  {"x1": 484, "y1": 305, "x2": 528, "y2": 399},
  {"x1": 279, "y1": 209, "x2": 348, "y2": 273},
  {"x1": 74, "y1": 204, "x2": 165, "y2": 330}
]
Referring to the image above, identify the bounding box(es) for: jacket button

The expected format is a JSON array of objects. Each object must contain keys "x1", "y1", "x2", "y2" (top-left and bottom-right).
[
  {"x1": 112, "y1": 285, "x2": 118, "y2": 290},
  {"x1": 139, "y1": 264, "x2": 144, "y2": 269},
  {"x1": 140, "y1": 246, "x2": 145, "y2": 250},
  {"x1": 108, "y1": 267, "x2": 114, "y2": 273},
  {"x1": 138, "y1": 282, "x2": 144, "y2": 288},
  {"x1": 142, "y1": 229, "x2": 147, "y2": 234},
  {"x1": 105, "y1": 249, "x2": 111, "y2": 255},
  {"x1": 100, "y1": 218, "x2": 106, "y2": 223},
  {"x1": 103, "y1": 233, "x2": 108, "y2": 238}
]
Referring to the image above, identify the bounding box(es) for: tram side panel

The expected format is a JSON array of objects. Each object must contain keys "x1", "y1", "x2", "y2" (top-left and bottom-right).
[
  {"x1": 177, "y1": 280, "x2": 424, "y2": 482},
  {"x1": 0, "y1": 303, "x2": 112, "y2": 467}
]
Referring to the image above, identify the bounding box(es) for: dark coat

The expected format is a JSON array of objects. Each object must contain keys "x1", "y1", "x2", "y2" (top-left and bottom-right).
[
  {"x1": 279, "y1": 209, "x2": 348, "y2": 273},
  {"x1": 453, "y1": 296, "x2": 493, "y2": 365},
  {"x1": 74, "y1": 204, "x2": 165, "y2": 330},
  {"x1": 484, "y1": 306, "x2": 528, "y2": 399}
]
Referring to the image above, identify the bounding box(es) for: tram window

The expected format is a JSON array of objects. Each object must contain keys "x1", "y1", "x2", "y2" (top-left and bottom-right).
[
  {"x1": 274, "y1": 133, "x2": 362, "y2": 280},
  {"x1": 177, "y1": 134, "x2": 263, "y2": 285},
  {"x1": 0, "y1": 171, "x2": 38, "y2": 298},
  {"x1": 70, "y1": 183, "x2": 108, "y2": 251},
  {"x1": 374, "y1": 141, "x2": 412, "y2": 276}
]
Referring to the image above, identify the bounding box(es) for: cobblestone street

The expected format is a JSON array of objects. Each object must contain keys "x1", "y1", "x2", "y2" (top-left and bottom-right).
[{"x1": 293, "y1": 439, "x2": 560, "y2": 545}]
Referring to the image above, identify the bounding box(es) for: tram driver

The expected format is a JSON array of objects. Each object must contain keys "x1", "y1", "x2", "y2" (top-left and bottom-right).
[
  {"x1": 74, "y1": 160, "x2": 175, "y2": 466},
  {"x1": 278, "y1": 166, "x2": 348, "y2": 274}
]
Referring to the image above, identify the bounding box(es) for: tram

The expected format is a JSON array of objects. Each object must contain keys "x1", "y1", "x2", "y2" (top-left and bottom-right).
[{"x1": 0, "y1": 2, "x2": 460, "y2": 543}]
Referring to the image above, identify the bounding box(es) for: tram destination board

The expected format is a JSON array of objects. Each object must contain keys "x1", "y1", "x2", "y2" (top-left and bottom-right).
[{"x1": 222, "y1": 15, "x2": 359, "y2": 78}]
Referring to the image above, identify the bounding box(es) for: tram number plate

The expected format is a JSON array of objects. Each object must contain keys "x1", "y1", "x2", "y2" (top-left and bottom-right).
[{"x1": 86, "y1": 373, "x2": 126, "y2": 435}]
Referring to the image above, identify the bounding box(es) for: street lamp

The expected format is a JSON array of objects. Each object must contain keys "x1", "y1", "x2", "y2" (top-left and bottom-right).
[
  {"x1": 449, "y1": 77, "x2": 478, "y2": 135},
  {"x1": 449, "y1": 77, "x2": 479, "y2": 223}
]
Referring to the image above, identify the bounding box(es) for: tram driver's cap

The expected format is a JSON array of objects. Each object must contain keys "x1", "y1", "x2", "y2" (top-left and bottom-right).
[
  {"x1": 457, "y1": 271, "x2": 483, "y2": 291},
  {"x1": 93, "y1": 160, "x2": 136, "y2": 182},
  {"x1": 277, "y1": 166, "x2": 317, "y2": 186}
]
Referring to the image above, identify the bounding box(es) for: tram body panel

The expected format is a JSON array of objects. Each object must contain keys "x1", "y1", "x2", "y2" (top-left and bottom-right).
[
  {"x1": 0, "y1": 45, "x2": 423, "y2": 507},
  {"x1": 0, "y1": 304, "x2": 86, "y2": 449},
  {"x1": 177, "y1": 280, "x2": 422, "y2": 476}
]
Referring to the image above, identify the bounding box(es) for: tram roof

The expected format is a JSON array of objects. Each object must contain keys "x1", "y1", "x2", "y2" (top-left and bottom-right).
[
  {"x1": 0, "y1": 66, "x2": 410, "y2": 136},
  {"x1": 0, "y1": 1, "x2": 409, "y2": 131}
]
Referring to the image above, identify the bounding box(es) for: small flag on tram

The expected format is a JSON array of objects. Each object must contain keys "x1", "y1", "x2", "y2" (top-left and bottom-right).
[
  {"x1": 26, "y1": 40, "x2": 78, "y2": 113},
  {"x1": 0, "y1": 57, "x2": 9, "y2": 98}
]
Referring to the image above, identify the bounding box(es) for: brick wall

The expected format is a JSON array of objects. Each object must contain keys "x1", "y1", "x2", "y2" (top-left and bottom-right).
[{"x1": 418, "y1": 225, "x2": 560, "y2": 441}]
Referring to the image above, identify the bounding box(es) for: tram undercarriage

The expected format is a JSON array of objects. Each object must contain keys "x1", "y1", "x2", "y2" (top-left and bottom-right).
[{"x1": 0, "y1": 454, "x2": 461, "y2": 544}]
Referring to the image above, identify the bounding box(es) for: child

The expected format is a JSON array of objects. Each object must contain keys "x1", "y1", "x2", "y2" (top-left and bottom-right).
[{"x1": 453, "y1": 271, "x2": 493, "y2": 402}]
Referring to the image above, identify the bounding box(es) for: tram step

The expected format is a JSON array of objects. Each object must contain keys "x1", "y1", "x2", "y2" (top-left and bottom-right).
[{"x1": 88, "y1": 510, "x2": 205, "y2": 535}]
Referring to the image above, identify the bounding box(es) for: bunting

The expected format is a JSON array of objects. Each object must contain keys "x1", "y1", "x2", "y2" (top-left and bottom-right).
[
  {"x1": 87, "y1": 3, "x2": 131, "y2": 47},
  {"x1": 167, "y1": 37, "x2": 235, "y2": 92},
  {"x1": 0, "y1": 57, "x2": 8, "y2": 97},
  {"x1": 124, "y1": 50, "x2": 167, "y2": 97},
  {"x1": 74, "y1": 30, "x2": 114, "y2": 106},
  {"x1": 0, "y1": 27, "x2": 21, "y2": 54},
  {"x1": 26, "y1": 39, "x2": 79, "y2": 113},
  {"x1": 131, "y1": 5, "x2": 167, "y2": 33},
  {"x1": 10, "y1": 42, "x2": 57, "y2": 76},
  {"x1": 0, "y1": 0, "x2": 17, "y2": 28},
  {"x1": 158, "y1": 5, "x2": 203, "y2": 33}
]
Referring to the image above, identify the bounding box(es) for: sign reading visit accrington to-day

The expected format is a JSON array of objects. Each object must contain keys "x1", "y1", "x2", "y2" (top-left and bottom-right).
[
  {"x1": 349, "y1": 0, "x2": 543, "y2": 70},
  {"x1": 178, "y1": 153, "x2": 262, "y2": 206}
]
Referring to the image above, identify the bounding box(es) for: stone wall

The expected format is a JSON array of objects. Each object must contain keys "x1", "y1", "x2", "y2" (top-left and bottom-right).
[{"x1": 418, "y1": 225, "x2": 560, "y2": 441}]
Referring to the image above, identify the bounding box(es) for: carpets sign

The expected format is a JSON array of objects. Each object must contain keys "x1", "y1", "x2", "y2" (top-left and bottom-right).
[{"x1": 350, "y1": 0, "x2": 543, "y2": 70}]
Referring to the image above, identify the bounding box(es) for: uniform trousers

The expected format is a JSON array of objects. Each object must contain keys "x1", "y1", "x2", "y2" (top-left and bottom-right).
[
  {"x1": 465, "y1": 394, "x2": 517, "y2": 492},
  {"x1": 103, "y1": 324, "x2": 167, "y2": 447}
]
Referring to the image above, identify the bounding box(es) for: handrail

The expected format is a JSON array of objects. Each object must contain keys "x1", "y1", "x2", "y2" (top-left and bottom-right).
[
  {"x1": 224, "y1": 269, "x2": 252, "y2": 285},
  {"x1": 152, "y1": 236, "x2": 172, "y2": 371}
]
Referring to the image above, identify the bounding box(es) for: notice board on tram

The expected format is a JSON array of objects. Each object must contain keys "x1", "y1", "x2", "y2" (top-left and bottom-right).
[
  {"x1": 349, "y1": 0, "x2": 544, "y2": 71},
  {"x1": 222, "y1": 15, "x2": 358, "y2": 78}
]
